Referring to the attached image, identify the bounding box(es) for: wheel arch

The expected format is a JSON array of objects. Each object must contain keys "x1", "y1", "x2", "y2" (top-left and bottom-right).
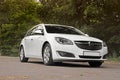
[
  {"x1": 42, "y1": 41, "x2": 49, "y2": 56},
  {"x1": 42, "y1": 41, "x2": 54, "y2": 65},
  {"x1": 19, "y1": 44, "x2": 28, "y2": 58},
  {"x1": 19, "y1": 44, "x2": 23, "y2": 51}
]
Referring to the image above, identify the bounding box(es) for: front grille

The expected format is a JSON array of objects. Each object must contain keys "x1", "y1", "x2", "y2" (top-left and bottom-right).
[{"x1": 75, "y1": 41, "x2": 102, "y2": 50}]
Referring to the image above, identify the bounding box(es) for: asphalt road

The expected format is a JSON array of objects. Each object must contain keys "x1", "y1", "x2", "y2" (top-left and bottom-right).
[{"x1": 0, "y1": 56, "x2": 120, "y2": 80}]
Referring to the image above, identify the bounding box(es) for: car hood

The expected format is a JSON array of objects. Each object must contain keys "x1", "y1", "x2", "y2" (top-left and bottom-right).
[{"x1": 47, "y1": 34, "x2": 103, "y2": 42}]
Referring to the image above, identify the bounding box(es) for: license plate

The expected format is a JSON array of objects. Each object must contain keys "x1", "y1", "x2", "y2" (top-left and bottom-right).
[{"x1": 83, "y1": 51, "x2": 100, "y2": 56}]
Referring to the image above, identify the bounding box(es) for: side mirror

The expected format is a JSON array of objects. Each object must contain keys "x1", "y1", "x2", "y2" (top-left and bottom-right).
[
  {"x1": 85, "y1": 34, "x2": 89, "y2": 36},
  {"x1": 34, "y1": 30, "x2": 43, "y2": 35}
]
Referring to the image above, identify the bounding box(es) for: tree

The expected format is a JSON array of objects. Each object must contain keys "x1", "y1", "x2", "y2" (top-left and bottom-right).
[
  {"x1": 0, "y1": 0, "x2": 41, "y2": 56},
  {"x1": 38, "y1": 0, "x2": 120, "y2": 57}
]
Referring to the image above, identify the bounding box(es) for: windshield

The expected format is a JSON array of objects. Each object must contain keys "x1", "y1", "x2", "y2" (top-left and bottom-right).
[{"x1": 45, "y1": 25, "x2": 84, "y2": 35}]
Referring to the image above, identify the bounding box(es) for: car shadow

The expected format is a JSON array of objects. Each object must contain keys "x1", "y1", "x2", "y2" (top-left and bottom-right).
[
  {"x1": 53, "y1": 62, "x2": 90, "y2": 68},
  {"x1": 28, "y1": 61, "x2": 43, "y2": 64},
  {"x1": 55, "y1": 62, "x2": 108, "y2": 68},
  {"x1": 27, "y1": 61, "x2": 106, "y2": 68}
]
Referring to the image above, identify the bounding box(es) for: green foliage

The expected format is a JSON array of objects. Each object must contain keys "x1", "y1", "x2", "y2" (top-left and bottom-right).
[
  {"x1": 0, "y1": 0, "x2": 41, "y2": 56},
  {"x1": 108, "y1": 56, "x2": 120, "y2": 62}
]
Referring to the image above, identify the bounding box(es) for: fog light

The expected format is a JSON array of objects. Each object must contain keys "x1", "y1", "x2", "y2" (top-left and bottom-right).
[{"x1": 57, "y1": 51, "x2": 75, "y2": 57}]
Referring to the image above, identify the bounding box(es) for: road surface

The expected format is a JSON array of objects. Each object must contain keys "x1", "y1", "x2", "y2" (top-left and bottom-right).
[{"x1": 0, "y1": 56, "x2": 120, "y2": 80}]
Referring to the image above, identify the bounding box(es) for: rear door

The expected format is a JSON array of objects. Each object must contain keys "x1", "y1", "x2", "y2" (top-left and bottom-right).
[
  {"x1": 30, "y1": 25, "x2": 45, "y2": 58},
  {"x1": 24, "y1": 27, "x2": 37, "y2": 57}
]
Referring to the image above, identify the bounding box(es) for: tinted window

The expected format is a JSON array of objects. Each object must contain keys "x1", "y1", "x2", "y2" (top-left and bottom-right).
[
  {"x1": 25, "y1": 26, "x2": 37, "y2": 36},
  {"x1": 45, "y1": 26, "x2": 84, "y2": 35}
]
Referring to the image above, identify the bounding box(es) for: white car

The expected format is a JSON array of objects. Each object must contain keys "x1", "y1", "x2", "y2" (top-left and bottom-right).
[{"x1": 19, "y1": 24, "x2": 108, "y2": 67}]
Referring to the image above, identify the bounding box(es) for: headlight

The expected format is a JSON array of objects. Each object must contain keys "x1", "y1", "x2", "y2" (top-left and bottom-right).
[
  {"x1": 55, "y1": 37, "x2": 73, "y2": 45},
  {"x1": 103, "y1": 42, "x2": 107, "y2": 47}
]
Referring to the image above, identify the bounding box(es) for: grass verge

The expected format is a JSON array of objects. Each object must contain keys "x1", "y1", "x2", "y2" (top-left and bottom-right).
[{"x1": 108, "y1": 56, "x2": 120, "y2": 62}]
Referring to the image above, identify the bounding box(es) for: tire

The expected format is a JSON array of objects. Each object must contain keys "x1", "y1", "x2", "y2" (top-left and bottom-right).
[
  {"x1": 42, "y1": 43, "x2": 54, "y2": 65},
  {"x1": 88, "y1": 61, "x2": 103, "y2": 67},
  {"x1": 19, "y1": 47, "x2": 28, "y2": 62}
]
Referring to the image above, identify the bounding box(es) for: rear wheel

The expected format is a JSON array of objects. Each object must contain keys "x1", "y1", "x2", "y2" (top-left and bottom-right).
[
  {"x1": 88, "y1": 61, "x2": 103, "y2": 67},
  {"x1": 19, "y1": 47, "x2": 28, "y2": 62},
  {"x1": 42, "y1": 43, "x2": 54, "y2": 65}
]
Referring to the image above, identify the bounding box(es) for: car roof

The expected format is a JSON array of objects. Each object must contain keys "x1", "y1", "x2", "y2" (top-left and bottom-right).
[{"x1": 42, "y1": 24, "x2": 74, "y2": 28}]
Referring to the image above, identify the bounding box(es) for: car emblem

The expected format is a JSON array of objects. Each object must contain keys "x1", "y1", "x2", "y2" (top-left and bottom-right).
[{"x1": 88, "y1": 42, "x2": 91, "y2": 46}]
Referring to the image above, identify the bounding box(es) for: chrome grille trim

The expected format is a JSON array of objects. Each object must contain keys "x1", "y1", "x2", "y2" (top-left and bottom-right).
[{"x1": 75, "y1": 41, "x2": 102, "y2": 50}]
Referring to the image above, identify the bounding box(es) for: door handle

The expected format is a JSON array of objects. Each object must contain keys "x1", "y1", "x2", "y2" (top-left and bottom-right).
[{"x1": 31, "y1": 39, "x2": 33, "y2": 40}]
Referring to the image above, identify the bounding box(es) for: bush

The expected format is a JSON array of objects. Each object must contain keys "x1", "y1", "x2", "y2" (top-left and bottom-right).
[{"x1": 0, "y1": 0, "x2": 41, "y2": 56}]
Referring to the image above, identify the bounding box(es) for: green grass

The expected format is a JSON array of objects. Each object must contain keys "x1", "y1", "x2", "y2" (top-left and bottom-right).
[{"x1": 108, "y1": 56, "x2": 120, "y2": 62}]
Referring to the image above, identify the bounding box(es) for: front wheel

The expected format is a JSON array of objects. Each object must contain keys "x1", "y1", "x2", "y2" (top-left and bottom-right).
[
  {"x1": 19, "y1": 47, "x2": 28, "y2": 62},
  {"x1": 88, "y1": 61, "x2": 103, "y2": 67},
  {"x1": 42, "y1": 43, "x2": 54, "y2": 65}
]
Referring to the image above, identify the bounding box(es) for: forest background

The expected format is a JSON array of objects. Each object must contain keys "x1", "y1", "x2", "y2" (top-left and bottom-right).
[{"x1": 0, "y1": 0, "x2": 120, "y2": 59}]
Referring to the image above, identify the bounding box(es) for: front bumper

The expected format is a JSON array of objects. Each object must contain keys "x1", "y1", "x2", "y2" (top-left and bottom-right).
[{"x1": 51, "y1": 41, "x2": 108, "y2": 62}]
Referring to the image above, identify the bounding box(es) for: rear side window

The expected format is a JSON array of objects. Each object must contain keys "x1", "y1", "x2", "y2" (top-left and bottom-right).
[
  {"x1": 25, "y1": 25, "x2": 43, "y2": 36},
  {"x1": 25, "y1": 27, "x2": 37, "y2": 36}
]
